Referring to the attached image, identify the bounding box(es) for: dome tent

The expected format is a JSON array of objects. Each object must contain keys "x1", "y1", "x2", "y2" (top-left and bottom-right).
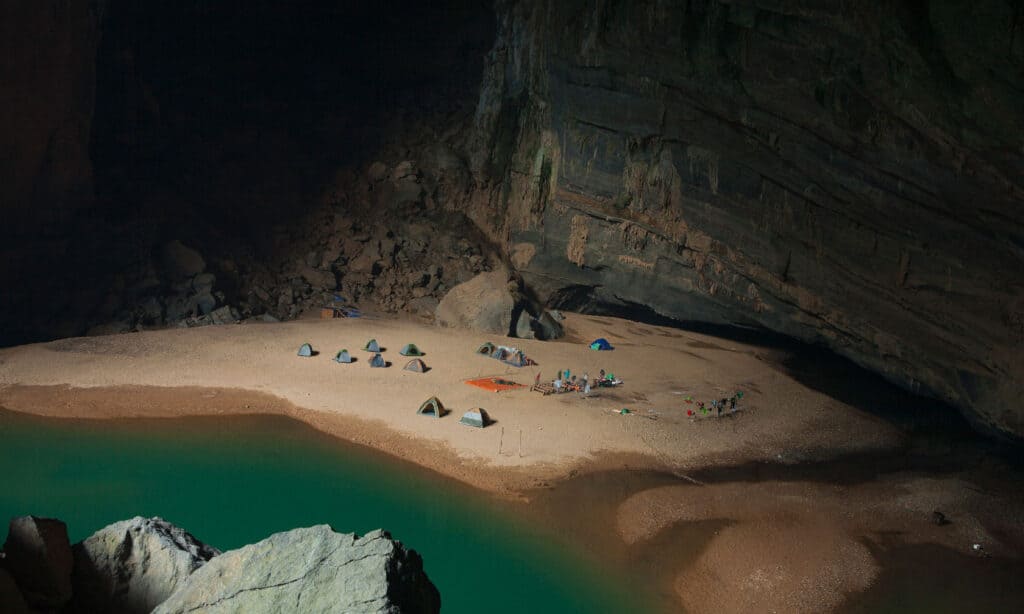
[
  {"x1": 404, "y1": 358, "x2": 428, "y2": 373},
  {"x1": 399, "y1": 343, "x2": 424, "y2": 356},
  {"x1": 417, "y1": 396, "x2": 445, "y2": 418},
  {"x1": 459, "y1": 408, "x2": 490, "y2": 428}
]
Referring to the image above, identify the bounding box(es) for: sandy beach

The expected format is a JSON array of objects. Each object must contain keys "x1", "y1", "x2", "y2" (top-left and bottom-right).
[{"x1": 2, "y1": 313, "x2": 1021, "y2": 613}]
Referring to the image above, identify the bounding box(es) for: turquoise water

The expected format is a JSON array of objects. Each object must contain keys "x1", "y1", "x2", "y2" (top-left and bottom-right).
[{"x1": 0, "y1": 410, "x2": 646, "y2": 613}]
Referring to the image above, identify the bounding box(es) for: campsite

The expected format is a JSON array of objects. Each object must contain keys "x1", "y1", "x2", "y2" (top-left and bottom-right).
[{"x1": 2, "y1": 311, "x2": 1022, "y2": 614}]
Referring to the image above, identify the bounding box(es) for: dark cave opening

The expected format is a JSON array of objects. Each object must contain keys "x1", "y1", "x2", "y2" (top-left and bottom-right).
[{"x1": 91, "y1": 0, "x2": 495, "y2": 244}]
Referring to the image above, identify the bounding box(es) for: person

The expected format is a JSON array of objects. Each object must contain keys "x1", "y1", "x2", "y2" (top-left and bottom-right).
[
  {"x1": 535, "y1": 372, "x2": 542, "y2": 387},
  {"x1": 599, "y1": 369, "x2": 606, "y2": 380},
  {"x1": 553, "y1": 378, "x2": 562, "y2": 392},
  {"x1": 583, "y1": 381, "x2": 591, "y2": 395},
  {"x1": 582, "y1": 372, "x2": 589, "y2": 387}
]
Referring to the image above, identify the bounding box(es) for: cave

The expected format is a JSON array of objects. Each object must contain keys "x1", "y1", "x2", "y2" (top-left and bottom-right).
[{"x1": 2, "y1": 1, "x2": 1024, "y2": 612}]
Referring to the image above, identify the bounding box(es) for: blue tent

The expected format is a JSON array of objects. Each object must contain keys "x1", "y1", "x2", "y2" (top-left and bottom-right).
[
  {"x1": 589, "y1": 338, "x2": 613, "y2": 351},
  {"x1": 297, "y1": 343, "x2": 314, "y2": 357},
  {"x1": 364, "y1": 339, "x2": 380, "y2": 352},
  {"x1": 369, "y1": 353, "x2": 386, "y2": 368},
  {"x1": 334, "y1": 349, "x2": 353, "y2": 363}
]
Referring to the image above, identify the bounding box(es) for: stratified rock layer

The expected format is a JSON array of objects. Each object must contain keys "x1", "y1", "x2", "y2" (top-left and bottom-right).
[
  {"x1": 70, "y1": 516, "x2": 219, "y2": 614},
  {"x1": 154, "y1": 526, "x2": 440, "y2": 614},
  {"x1": 464, "y1": 0, "x2": 1024, "y2": 437}
]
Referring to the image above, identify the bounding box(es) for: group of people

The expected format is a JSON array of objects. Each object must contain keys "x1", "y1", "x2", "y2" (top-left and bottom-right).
[
  {"x1": 685, "y1": 391, "x2": 744, "y2": 418},
  {"x1": 538, "y1": 368, "x2": 621, "y2": 395}
]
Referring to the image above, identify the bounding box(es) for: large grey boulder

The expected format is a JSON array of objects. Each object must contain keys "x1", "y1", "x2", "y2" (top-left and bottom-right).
[
  {"x1": 161, "y1": 240, "x2": 206, "y2": 280},
  {"x1": 70, "y1": 516, "x2": 219, "y2": 614},
  {"x1": 154, "y1": 526, "x2": 440, "y2": 614},
  {"x1": 3, "y1": 516, "x2": 73, "y2": 609},
  {"x1": 435, "y1": 270, "x2": 515, "y2": 335}
]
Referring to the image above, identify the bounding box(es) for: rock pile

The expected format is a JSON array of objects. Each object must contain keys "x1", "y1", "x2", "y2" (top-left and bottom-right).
[{"x1": 0, "y1": 516, "x2": 440, "y2": 614}]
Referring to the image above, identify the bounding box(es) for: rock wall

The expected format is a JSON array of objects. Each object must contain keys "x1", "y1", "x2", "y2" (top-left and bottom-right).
[
  {"x1": 0, "y1": 0, "x2": 99, "y2": 232},
  {"x1": 462, "y1": 0, "x2": 1024, "y2": 437}
]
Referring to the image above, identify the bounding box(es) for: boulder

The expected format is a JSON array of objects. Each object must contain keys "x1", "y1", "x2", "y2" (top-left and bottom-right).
[
  {"x1": 514, "y1": 310, "x2": 534, "y2": 339},
  {"x1": 3, "y1": 516, "x2": 73, "y2": 609},
  {"x1": 300, "y1": 266, "x2": 336, "y2": 290},
  {"x1": 0, "y1": 568, "x2": 31, "y2": 614},
  {"x1": 153, "y1": 526, "x2": 440, "y2": 614},
  {"x1": 161, "y1": 240, "x2": 206, "y2": 281},
  {"x1": 535, "y1": 310, "x2": 565, "y2": 340},
  {"x1": 435, "y1": 271, "x2": 516, "y2": 335},
  {"x1": 70, "y1": 516, "x2": 219, "y2": 614}
]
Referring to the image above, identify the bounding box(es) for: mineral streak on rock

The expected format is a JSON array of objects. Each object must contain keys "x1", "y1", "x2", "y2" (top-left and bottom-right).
[{"x1": 464, "y1": 0, "x2": 1024, "y2": 438}]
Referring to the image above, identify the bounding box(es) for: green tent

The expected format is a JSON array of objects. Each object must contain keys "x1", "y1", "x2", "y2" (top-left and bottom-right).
[
  {"x1": 334, "y1": 349, "x2": 353, "y2": 363},
  {"x1": 399, "y1": 343, "x2": 424, "y2": 356},
  {"x1": 297, "y1": 343, "x2": 314, "y2": 357},
  {"x1": 459, "y1": 408, "x2": 490, "y2": 428},
  {"x1": 363, "y1": 339, "x2": 380, "y2": 352},
  {"x1": 417, "y1": 396, "x2": 445, "y2": 418}
]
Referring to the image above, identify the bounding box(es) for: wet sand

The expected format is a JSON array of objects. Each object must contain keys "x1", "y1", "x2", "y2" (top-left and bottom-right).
[{"x1": 1, "y1": 313, "x2": 1022, "y2": 612}]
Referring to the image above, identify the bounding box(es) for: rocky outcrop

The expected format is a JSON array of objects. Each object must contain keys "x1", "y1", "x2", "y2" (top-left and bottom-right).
[
  {"x1": 0, "y1": 568, "x2": 31, "y2": 614},
  {"x1": 154, "y1": 526, "x2": 440, "y2": 614},
  {"x1": 2, "y1": 516, "x2": 73, "y2": 610},
  {"x1": 461, "y1": 0, "x2": 1024, "y2": 438},
  {"x1": 1, "y1": 517, "x2": 439, "y2": 613},
  {"x1": 70, "y1": 516, "x2": 219, "y2": 614}
]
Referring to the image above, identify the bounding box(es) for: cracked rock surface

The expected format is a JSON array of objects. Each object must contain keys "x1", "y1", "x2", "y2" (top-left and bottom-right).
[
  {"x1": 153, "y1": 526, "x2": 440, "y2": 614},
  {"x1": 70, "y1": 516, "x2": 219, "y2": 614}
]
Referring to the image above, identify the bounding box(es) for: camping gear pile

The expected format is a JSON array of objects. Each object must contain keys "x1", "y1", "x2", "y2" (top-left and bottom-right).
[{"x1": 475, "y1": 342, "x2": 536, "y2": 367}]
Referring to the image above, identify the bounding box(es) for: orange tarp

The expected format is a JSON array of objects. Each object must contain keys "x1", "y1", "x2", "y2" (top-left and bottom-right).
[{"x1": 464, "y1": 377, "x2": 526, "y2": 392}]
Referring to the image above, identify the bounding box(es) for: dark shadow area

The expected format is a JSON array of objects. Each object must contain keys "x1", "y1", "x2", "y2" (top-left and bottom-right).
[
  {"x1": 0, "y1": 0, "x2": 495, "y2": 347},
  {"x1": 842, "y1": 540, "x2": 1024, "y2": 613}
]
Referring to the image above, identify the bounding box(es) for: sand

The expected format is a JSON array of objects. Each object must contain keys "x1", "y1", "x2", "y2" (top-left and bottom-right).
[{"x1": 3, "y1": 312, "x2": 1018, "y2": 612}]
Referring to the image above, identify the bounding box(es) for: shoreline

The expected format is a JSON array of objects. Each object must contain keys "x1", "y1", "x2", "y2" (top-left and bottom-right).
[
  {"x1": 0, "y1": 383, "x2": 667, "y2": 497},
  {"x1": 2, "y1": 314, "x2": 1022, "y2": 612}
]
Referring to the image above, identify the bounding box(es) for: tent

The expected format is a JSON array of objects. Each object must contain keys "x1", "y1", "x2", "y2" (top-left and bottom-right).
[
  {"x1": 404, "y1": 358, "x2": 427, "y2": 373},
  {"x1": 459, "y1": 408, "x2": 490, "y2": 428},
  {"x1": 499, "y1": 350, "x2": 529, "y2": 367},
  {"x1": 363, "y1": 339, "x2": 381, "y2": 352},
  {"x1": 589, "y1": 338, "x2": 613, "y2": 351},
  {"x1": 399, "y1": 343, "x2": 424, "y2": 356},
  {"x1": 297, "y1": 343, "x2": 314, "y2": 357},
  {"x1": 476, "y1": 342, "x2": 496, "y2": 356},
  {"x1": 333, "y1": 349, "x2": 353, "y2": 363},
  {"x1": 417, "y1": 396, "x2": 445, "y2": 418},
  {"x1": 369, "y1": 353, "x2": 386, "y2": 368}
]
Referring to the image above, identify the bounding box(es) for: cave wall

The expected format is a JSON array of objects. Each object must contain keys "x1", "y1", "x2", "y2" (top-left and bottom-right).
[
  {"x1": 464, "y1": 0, "x2": 1024, "y2": 437},
  {"x1": 0, "y1": 1, "x2": 103, "y2": 343},
  {"x1": 0, "y1": 0, "x2": 100, "y2": 231}
]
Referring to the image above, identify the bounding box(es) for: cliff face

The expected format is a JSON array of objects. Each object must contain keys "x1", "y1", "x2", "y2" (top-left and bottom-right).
[
  {"x1": 0, "y1": 0, "x2": 99, "y2": 231},
  {"x1": 465, "y1": 0, "x2": 1024, "y2": 437}
]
